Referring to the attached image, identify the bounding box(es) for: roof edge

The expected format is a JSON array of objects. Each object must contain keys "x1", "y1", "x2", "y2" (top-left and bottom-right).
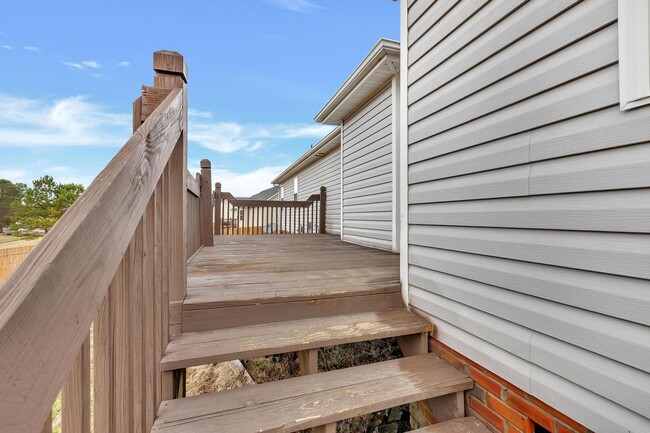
[
  {"x1": 272, "y1": 126, "x2": 341, "y2": 185},
  {"x1": 314, "y1": 38, "x2": 400, "y2": 124}
]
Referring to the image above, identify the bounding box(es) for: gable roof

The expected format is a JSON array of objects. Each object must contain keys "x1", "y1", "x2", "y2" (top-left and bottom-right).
[
  {"x1": 314, "y1": 39, "x2": 400, "y2": 125},
  {"x1": 240, "y1": 186, "x2": 279, "y2": 201}
]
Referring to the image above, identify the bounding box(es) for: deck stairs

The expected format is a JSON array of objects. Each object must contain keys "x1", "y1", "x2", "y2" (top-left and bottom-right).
[{"x1": 151, "y1": 238, "x2": 490, "y2": 433}]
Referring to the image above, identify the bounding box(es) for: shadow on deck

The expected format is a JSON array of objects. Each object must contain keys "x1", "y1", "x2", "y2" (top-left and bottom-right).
[{"x1": 182, "y1": 234, "x2": 402, "y2": 331}]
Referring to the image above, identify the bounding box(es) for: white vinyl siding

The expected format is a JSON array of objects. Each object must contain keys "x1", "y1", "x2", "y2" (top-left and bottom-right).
[
  {"x1": 296, "y1": 147, "x2": 342, "y2": 234},
  {"x1": 406, "y1": 1, "x2": 650, "y2": 433},
  {"x1": 342, "y1": 86, "x2": 393, "y2": 250}
]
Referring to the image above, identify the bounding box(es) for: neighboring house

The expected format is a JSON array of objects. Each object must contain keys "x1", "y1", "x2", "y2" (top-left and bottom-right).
[
  {"x1": 274, "y1": 39, "x2": 400, "y2": 250},
  {"x1": 401, "y1": 1, "x2": 650, "y2": 433},
  {"x1": 223, "y1": 187, "x2": 279, "y2": 233}
]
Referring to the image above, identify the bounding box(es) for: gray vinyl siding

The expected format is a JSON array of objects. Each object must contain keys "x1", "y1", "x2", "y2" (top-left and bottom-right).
[
  {"x1": 342, "y1": 86, "x2": 393, "y2": 250},
  {"x1": 296, "y1": 147, "x2": 341, "y2": 234},
  {"x1": 406, "y1": 1, "x2": 650, "y2": 432}
]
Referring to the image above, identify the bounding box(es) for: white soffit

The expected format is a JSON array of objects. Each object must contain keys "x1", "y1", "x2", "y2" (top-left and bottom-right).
[
  {"x1": 272, "y1": 126, "x2": 342, "y2": 185},
  {"x1": 315, "y1": 39, "x2": 400, "y2": 125}
]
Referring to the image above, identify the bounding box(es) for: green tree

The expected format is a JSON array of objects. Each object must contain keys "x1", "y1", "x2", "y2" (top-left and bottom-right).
[
  {"x1": 10, "y1": 175, "x2": 84, "y2": 234},
  {"x1": 0, "y1": 179, "x2": 26, "y2": 227}
]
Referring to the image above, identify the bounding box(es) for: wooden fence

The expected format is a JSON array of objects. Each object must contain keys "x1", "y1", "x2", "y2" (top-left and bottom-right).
[
  {"x1": 0, "y1": 51, "x2": 212, "y2": 433},
  {"x1": 214, "y1": 184, "x2": 326, "y2": 235},
  {"x1": 0, "y1": 242, "x2": 39, "y2": 285}
]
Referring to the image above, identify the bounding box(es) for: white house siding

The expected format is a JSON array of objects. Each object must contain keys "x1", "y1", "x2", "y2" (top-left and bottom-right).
[
  {"x1": 406, "y1": 1, "x2": 650, "y2": 432},
  {"x1": 342, "y1": 86, "x2": 393, "y2": 250},
  {"x1": 295, "y1": 147, "x2": 341, "y2": 234}
]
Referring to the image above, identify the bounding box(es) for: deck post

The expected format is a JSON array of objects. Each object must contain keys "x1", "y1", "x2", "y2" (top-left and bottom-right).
[
  {"x1": 214, "y1": 182, "x2": 222, "y2": 235},
  {"x1": 319, "y1": 186, "x2": 326, "y2": 234},
  {"x1": 200, "y1": 159, "x2": 213, "y2": 246}
]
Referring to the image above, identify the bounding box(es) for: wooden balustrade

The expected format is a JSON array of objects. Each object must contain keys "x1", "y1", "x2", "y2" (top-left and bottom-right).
[
  {"x1": 214, "y1": 184, "x2": 326, "y2": 235},
  {"x1": 0, "y1": 50, "x2": 205, "y2": 433}
]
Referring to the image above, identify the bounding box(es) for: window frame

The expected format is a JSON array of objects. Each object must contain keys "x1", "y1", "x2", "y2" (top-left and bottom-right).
[{"x1": 618, "y1": 0, "x2": 650, "y2": 110}]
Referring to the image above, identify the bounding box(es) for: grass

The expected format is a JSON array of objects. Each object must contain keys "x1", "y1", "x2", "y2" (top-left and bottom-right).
[{"x1": 241, "y1": 338, "x2": 412, "y2": 433}]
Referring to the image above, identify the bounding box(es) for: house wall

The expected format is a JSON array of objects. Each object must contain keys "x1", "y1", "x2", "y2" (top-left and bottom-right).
[
  {"x1": 342, "y1": 85, "x2": 394, "y2": 250},
  {"x1": 295, "y1": 147, "x2": 342, "y2": 234},
  {"x1": 405, "y1": 1, "x2": 650, "y2": 432}
]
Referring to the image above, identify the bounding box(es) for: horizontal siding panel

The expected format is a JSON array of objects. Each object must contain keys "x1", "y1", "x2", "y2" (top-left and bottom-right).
[
  {"x1": 343, "y1": 232, "x2": 392, "y2": 249},
  {"x1": 345, "y1": 212, "x2": 392, "y2": 222},
  {"x1": 344, "y1": 191, "x2": 392, "y2": 207},
  {"x1": 531, "y1": 367, "x2": 650, "y2": 433},
  {"x1": 411, "y1": 24, "x2": 617, "y2": 135},
  {"x1": 344, "y1": 219, "x2": 391, "y2": 232},
  {"x1": 409, "y1": 225, "x2": 650, "y2": 280},
  {"x1": 408, "y1": 0, "x2": 459, "y2": 43},
  {"x1": 410, "y1": 286, "x2": 532, "y2": 359},
  {"x1": 343, "y1": 153, "x2": 392, "y2": 179},
  {"x1": 409, "y1": 0, "x2": 489, "y2": 66},
  {"x1": 344, "y1": 162, "x2": 391, "y2": 185},
  {"x1": 409, "y1": 0, "x2": 617, "y2": 113},
  {"x1": 344, "y1": 115, "x2": 392, "y2": 153},
  {"x1": 409, "y1": 189, "x2": 650, "y2": 233},
  {"x1": 408, "y1": 0, "x2": 579, "y2": 88},
  {"x1": 409, "y1": 266, "x2": 650, "y2": 373},
  {"x1": 343, "y1": 93, "x2": 391, "y2": 136},
  {"x1": 409, "y1": 65, "x2": 619, "y2": 160},
  {"x1": 531, "y1": 333, "x2": 650, "y2": 419},
  {"x1": 344, "y1": 201, "x2": 392, "y2": 213},
  {"x1": 344, "y1": 172, "x2": 392, "y2": 193},
  {"x1": 409, "y1": 165, "x2": 529, "y2": 203},
  {"x1": 408, "y1": 245, "x2": 650, "y2": 327},
  {"x1": 408, "y1": 133, "x2": 530, "y2": 183},
  {"x1": 530, "y1": 104, "x2": 650, "y2": 161},
  {"x1": 344, "y1": 131, "x2": 392, "y2": 163},
  {"x1": 530, "y1": 143, "x2": 650, "y2": 195},
  {"x1": 344, "y1": 182, "x2": 391, "y2": 199}
]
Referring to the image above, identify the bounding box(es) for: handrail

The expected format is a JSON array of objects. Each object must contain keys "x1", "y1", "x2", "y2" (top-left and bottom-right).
[
  {"x1": 215, "y1": 184, "x2": 326, "y2": 235},
  {"x1": 0, "y1": 51, "x2": 191, "y2": 433}
]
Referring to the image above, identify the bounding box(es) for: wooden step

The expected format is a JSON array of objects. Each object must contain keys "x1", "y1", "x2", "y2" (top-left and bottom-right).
[
  {"x1": 412, "y1": 417, "x2": 491, "y2": 433},
  {"x1": 162, "y1": 308, "x2": 433, "y2": 371},
  {"x1": 152, "y1": 354, "x2": 473, "y2": 433}
]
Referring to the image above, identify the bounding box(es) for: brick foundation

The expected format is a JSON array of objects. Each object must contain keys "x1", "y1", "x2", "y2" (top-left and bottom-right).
[{"x1": 409, "y1": 338, "x2": 593, "y2": 433}]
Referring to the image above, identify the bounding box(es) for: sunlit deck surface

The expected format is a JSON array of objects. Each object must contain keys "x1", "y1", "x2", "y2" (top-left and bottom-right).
[{"x1": 182, "y1": 234, "x2": 401, "y2": 330}]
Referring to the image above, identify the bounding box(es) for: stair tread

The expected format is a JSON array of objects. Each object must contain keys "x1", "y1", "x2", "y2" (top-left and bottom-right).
[
  {"x1": 162, "y1": 308, "x2": 433, "y2": 370},
  {"x1": 412, "y1": 417, "x2": 491, "y2": 433},
  {"x1": 152, "y1": 354, "x2": 472, "y2": 433}
]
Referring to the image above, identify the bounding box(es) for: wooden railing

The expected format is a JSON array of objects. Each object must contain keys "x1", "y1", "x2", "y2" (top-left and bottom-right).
[
  {"x1": 0, "y1": 51, "x2": 211, "y2": 433},
  {"x1": 186, "y1": 159, "x2": 212, "y2": 260},
  {"x1": 214, "y1": 184, "x2": 326, "y2": 235}
]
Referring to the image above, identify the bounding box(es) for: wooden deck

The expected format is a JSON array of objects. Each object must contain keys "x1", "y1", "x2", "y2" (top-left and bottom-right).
[{"x1": 182, "y1": 234, "x2": 402, "y2": 331}]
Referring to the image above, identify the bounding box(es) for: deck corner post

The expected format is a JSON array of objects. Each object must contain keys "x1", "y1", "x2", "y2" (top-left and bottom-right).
[
  {"x1": 319, "y1": 186, "x2": 326, "y2": 234},
  {"x1": 200, "y1": 159, "x2": 213, "y2": 246},
  {"x1": 214, "y1": 182, "x2": 222, "y2": 236}
]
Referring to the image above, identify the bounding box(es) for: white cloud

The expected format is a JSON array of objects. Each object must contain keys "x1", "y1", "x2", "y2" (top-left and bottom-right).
[
  {"x1": 61, "y1": 61, "x2": 84, "y2": 70},
  {"x1": 212, "y1": 166, "x2": 286, "y2": 197},
  {"x1": 0, "y1": 30, "x2": 8, "y2": 37},
  {"x1": 265, "y1": 0, "x2": 322, "y2": 13},
  {"x1": 0, "y1": 169, "x2": 29, "y2": 182},
  {"x1": 117, "y1": 61, "x2": 130, "y2": 67},
  {"x1": 81, "y1": 60, "x2": 101, "y2": 69},
  {"x1": 188, "y1": 109, "x2": 335, "y2": 153},
  {"x1": 24, "y1": 46, "x2": 41, "y2": 51},
  {"x1": 0, "y1": 94, "x2": 130, "y2": 147},
  {"x1": 2, "y1": 45, "x2": 12, "y2": 50}
]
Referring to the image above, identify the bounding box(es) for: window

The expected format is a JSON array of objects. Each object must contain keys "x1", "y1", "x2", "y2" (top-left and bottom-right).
[
  {"x1": 293, "y1": 177, "x2": 299, "y2": 201},
  {"x1": 618, "y1": 0, "x2": 650, "y2": 110}
]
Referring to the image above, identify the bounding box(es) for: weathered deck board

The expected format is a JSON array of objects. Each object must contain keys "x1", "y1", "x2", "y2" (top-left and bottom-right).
[
  {"x1": 161, "y1": 308, "x2": 432, "y2": 370},
  {"x1": 153, "y1": 354, "x2": 472, "y2": 433},
  {"x1": 182, "y1": 235, "x2": 402, "y2": 330}
]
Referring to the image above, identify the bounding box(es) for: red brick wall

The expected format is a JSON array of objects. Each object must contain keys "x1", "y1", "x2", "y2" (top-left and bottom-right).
[{"x1": 412, "y1": 338, "x2": 593, "y2": 433}]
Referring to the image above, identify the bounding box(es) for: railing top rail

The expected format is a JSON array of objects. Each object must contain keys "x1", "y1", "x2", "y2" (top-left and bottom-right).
[
  {"x1": 220, "y1": 191, "x2": 320, "y2": 208},
  {"x1": 0, "y1": 85, "x2": 185, "y2": 431}
]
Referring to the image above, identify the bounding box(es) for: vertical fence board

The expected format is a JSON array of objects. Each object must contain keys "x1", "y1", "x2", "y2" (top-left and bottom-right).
[
  {"x1": 130, "y1": 221, "x2": 145, "y2": 433},
  {"x1": 94, "y1": 291, "x2": 112, "y2": 433},
  {"x1": 62, "y1": 333, "x2": 90, "y2": 433},
  {"x1": 113, "y1": 250, "x2": 132, "y2": 433}
]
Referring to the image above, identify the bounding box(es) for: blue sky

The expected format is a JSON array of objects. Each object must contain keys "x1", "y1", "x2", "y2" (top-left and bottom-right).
[{"x1": 0, "y1": 0, "x2": 399, "y2": 196}]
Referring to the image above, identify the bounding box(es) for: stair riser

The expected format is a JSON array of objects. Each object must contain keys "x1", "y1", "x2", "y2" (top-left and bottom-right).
[{"x1": 182, "y1": 291, "x2": 402, "y2": 332}]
